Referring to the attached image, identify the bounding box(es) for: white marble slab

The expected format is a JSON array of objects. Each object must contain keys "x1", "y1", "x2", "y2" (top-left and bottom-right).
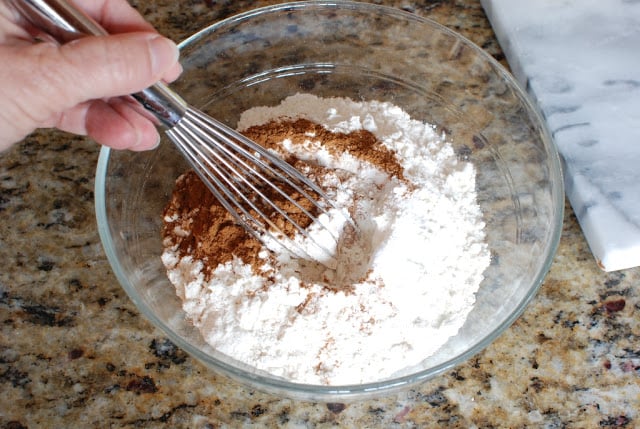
[{"x1": 481, "y1": 0, "x2": 640, "y2": 271}]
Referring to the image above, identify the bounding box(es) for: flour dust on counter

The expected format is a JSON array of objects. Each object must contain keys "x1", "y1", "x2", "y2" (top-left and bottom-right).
[{"x1": 161, "y1": 94, "x2": 490, "y2": 385}]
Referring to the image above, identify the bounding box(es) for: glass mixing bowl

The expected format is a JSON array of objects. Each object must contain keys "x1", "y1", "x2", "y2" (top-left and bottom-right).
[{"x1": 95, "y1": 1, "x2": 563, "y2": 400}]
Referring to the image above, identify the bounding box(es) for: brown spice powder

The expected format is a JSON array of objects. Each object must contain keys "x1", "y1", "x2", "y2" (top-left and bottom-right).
[
  {"x1": 243, "y1": 118, "x2": 406, "y2": 180},
  {"x1": 161, "y1": 118, "x2": 405, "y2": 279}
]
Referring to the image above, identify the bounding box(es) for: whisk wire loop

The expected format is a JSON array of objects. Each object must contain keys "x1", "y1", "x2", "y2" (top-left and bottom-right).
[
  {"x1": 187, "y1": 110, "x2": 331, "y2": 211},
  {"x1": 167, "y1": 109, "x2": 340, "y2": 265},
  {"x1": 171, "y1": 121, "x2": 283, "y2": 236}
]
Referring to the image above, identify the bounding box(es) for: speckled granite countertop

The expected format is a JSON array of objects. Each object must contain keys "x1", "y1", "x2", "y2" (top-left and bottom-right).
[{"x1": 1, "y1": 1, "x2": 639, "y2": 428}]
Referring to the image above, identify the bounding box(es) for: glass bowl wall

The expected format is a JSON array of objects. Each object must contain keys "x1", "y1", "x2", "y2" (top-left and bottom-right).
[{"x1": 95, "y1": 1, "x2": 563, "y2": 400}]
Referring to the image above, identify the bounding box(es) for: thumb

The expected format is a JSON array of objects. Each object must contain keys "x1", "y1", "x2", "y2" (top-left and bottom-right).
[{"x1": 25, "y1": 32, "x2": 179, "y2": 125}]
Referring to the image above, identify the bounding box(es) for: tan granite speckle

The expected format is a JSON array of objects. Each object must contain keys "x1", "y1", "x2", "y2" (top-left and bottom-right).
[{"x1": 1, "y1": 1, "x2": 639, "y2": 428}]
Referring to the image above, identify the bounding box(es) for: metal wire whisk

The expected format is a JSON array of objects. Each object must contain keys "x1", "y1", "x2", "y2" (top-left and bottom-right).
[{"x1": 11, "y1": 0, "x2": 341, "y2": 267}]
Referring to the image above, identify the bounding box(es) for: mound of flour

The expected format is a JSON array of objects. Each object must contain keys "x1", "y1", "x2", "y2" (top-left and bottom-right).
[{"x1": 161, "y1": 93, "x2": 490, "y2": 385}]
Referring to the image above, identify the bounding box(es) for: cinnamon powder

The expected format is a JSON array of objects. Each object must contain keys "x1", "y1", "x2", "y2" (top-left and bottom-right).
[{"x1": 161, "y1": 118, "x2": 404, "y2": 278}]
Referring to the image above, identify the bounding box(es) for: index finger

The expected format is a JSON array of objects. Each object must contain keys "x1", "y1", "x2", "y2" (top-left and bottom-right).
[{"x1": 70, "y1": 0, "x2": 156, "y2": 34}]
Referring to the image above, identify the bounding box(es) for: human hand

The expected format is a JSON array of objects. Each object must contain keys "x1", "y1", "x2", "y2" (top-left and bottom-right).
[{"x1": 0, "y1": 0, "x2": 182, "y2": 152}]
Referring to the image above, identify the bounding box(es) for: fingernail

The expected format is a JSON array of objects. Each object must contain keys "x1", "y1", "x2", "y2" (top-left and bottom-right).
[
  {"x1": 134, "y1": 133, "x2": 161, "y2": 152},
  {"x1": 151, "y1": 134, "x2": 161, "y2": 150},
  {"x1": 148, "y1": 35, "x2": 180, "y2": 76}
]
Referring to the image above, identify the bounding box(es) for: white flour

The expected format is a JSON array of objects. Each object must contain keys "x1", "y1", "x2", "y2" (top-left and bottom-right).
[{"x1": 161, "y1": 93, "x2": 490, "y2": 385}]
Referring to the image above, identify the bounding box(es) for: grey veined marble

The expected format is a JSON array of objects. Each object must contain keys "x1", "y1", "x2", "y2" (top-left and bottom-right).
[{"x1": 482, "y1": 0, "x2": 640, "y2": 271}]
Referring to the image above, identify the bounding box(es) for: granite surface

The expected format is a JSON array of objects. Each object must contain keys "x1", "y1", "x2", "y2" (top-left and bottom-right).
[
  {"x1": 481, "y1": 0, "x2": 640, "y2": 272},
  {"x1": 1, "y1": 1, "x2": 639, "y2": 428}
]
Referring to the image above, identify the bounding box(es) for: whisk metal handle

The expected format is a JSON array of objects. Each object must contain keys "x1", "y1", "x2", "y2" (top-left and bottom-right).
[{"x1": 9, "y1": 0, "x2": 187, "y2": 128}]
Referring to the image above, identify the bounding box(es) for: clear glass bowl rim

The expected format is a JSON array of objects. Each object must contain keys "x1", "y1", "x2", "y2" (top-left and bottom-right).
[{"x1": 95, "y1": 0, "x2": 564, "y2": 399}]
